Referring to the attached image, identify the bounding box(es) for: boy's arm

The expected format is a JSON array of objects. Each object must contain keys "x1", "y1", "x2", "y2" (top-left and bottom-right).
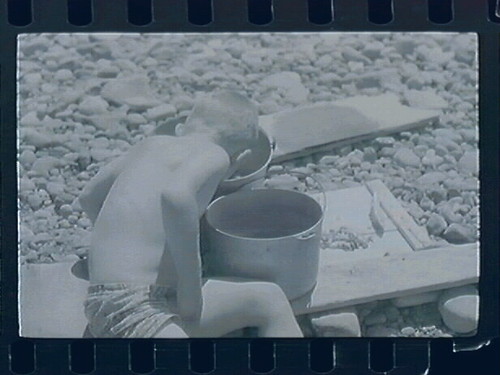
[{"x1": 161, "y1": 190, "x2": 203, "y2": 322}]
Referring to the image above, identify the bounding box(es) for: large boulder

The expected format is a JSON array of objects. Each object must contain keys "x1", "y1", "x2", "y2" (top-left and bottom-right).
[
  {"x1": 438, "y1": 285, "x2": 479, "y2": 334},
  {"x1": 311, "y1": 310, "x2": 361, "y2": 337}
]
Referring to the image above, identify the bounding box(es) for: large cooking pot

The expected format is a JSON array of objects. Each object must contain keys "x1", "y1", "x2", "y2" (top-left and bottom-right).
[{"x1": 202, "y1": 188, "x2": 323, "y2": 300}]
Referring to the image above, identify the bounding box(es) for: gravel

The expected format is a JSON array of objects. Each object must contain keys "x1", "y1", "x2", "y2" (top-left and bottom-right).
[{"x1": 17, "y1": 32, "x2": 478, "y2": 284}]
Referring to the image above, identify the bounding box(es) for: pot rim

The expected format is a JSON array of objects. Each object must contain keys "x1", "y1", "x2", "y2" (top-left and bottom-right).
[
  {"x1": 222, "y1": 127, "x2": 273, "y2": 183},
  {"x1": 205, "y1": 188, "x2": 324, "y2": 241}
]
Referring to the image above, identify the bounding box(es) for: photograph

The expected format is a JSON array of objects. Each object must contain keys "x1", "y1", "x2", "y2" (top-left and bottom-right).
[{"x1": 17, "y1": 32, "x2": 479, "y2": 338}]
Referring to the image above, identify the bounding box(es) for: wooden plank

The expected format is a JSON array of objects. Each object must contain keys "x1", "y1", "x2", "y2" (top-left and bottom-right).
[
  {"x1": 292, "y1": 243, "x2": 479, "y2": 315},
  {"x1": 260, "y1": 94, "x2": 440, "y2": 162},
  {"x1": 365, "y1": 179, "x2": 435, "y2": 250}
]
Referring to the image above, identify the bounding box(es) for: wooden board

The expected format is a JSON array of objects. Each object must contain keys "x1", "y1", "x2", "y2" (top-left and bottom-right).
[
  {"x1": 292, "y1": 243, "x2": 479, "y2": 315},
  {"x1": 260, "y1": 94, "x2": 440, "y2": 162},
  {"x1": 365, "y1": 179, "x2": 435, "y2": 250}
]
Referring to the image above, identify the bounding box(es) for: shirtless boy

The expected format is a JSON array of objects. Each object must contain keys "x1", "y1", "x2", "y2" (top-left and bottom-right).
[{"x1": 79, "y1": 91, "x2": 303, "y2": 338}]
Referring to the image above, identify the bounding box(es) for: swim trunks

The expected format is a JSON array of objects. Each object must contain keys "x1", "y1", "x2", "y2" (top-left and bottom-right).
[{"x1": 84, "y1": 283, "x2": 179, "y2": 338}]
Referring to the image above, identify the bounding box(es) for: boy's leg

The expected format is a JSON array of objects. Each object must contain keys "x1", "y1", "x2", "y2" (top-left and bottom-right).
[
  {"x1": 155, "y1": 323, "x2": 189, "y2": 338},
  {"x1": 184, "y1": 279, "x2": 303, "y2": 338}
]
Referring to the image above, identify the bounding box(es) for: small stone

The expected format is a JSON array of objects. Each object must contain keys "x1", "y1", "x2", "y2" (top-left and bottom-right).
[
  {"x1": 101, "y1": 76, "x2": 162, "y2": 110},
  {"x1": 426, "y1": 213, "x2": 448, "y2": 236},
  {"x1": 54, "y1": 69, "x2": 73, "y2": 81},
  {"x1": 31, "y1": 157, "x2": 61, "y2": 177},
  {"x1": 365, "y1": 325, "x2": 398, "y2": 337},
  {"x1": 416, "y1": 171, "x2": 446, "y2": 186},
  {"x1": 127, "y1": 113, "x2": 147, "y2": 127},
  {"x1": 428, "y1": 187, "x2": 447, "y2": 204},
  {"x1": 59, "y1": 204, "x2": 73, "y2": 217},
  {"x1": 401, "y1": 327, "x2": 416, "y2": 336},
  {"x1": 19, "y1": 150, "x2": 37, "y2": 167},
  {"x1": 363, "y1": 311, "x2": 387, "y2": 326},
  {"x1": 27, "y1": 194, "x2": 43, "y2": 210},
  {"x1": 319, "y1": 155, "x2": 337, "y2": 166},
  {"x1": 419, "y1": 195, "x2": 435, "y2": 211},
  {"x1": 311, "y1": 312, "x2": 361, "y2": 337},
  {"x1": 439, "y1": 203, "x2": 463, "y2": 224},
  {"x1": 20, "y1": 111, "x2": 41, "y2": 127},
  {"x1": 363, "y1": 147, "x2": 377, "y2": 162},
  {"x1": 262, "y1": 72, "x2": 309, "y2": 104},
  {"x1": 78, "y1": 96, "x2": 109, "y2": 116},
  {"x1": 77, "y1": 217, "x2": 92, "y2": 228},
  {"x1": 443, "y1": 223, "x2": 477, "y2": 244},
  {"x1": 394, "y1": 147, "x2": 421, "y2": 168},
  {"x1": 458, "y1": 150, "x2": 479, "y2": 176},
  {"x1": 21, "y1": 128, "x2": 57, "y2": 149},
  {"x1": 405, "y1": 89, "x2": 448, "y2": 110},
  {"x1": 45, "y1": 182, "x2": 65, "y2": 198},
  {"x1": 438, "y1": 286, "x2": 479, "y2": 334},
  {"x1": 433, "y1": 128, "x2": 463, "y2": 144},
  {"x1": 422, "y1": 149, "x2": 444, "y2": 167},
  {"x1": 145, "y1": 104, "x2": 177, "y2": 121},
  {"x1": 19, "y1": 178, "x2": 36, "y2": 193},
  {"x1": 392, "y1": 291, "x2": 441, "y2": 308},
  {"x1": 374, "y1": 136, "x2": 395, "y2": 147}
]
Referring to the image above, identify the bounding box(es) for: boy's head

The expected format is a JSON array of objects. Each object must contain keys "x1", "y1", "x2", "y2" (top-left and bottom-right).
[{"x1": 176, "y1": 91, "x2": 259, "y2": 158}]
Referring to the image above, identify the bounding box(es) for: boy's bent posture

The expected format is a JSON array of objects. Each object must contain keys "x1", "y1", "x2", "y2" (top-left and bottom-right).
[{"x1": 79, "y1": 92, "x2": 303, "y2": 338}]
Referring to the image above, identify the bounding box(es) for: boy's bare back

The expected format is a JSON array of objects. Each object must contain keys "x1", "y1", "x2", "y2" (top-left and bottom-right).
[{"x1": 86, "y1": 135, "x2": 229, "y2": 287}]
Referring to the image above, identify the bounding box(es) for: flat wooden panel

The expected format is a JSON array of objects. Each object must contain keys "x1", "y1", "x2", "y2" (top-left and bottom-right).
[
  {"x1": 260, "y1": 94, "x2": 440, "y2": 162},
  {"x1": 293, "y1": 243, "x2": 479, "y2": 315}
]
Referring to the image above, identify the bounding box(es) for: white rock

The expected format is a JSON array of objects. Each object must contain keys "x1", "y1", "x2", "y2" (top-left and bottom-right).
[
  {"x1": 458, "y1": 150, "x2": 479, "y2": 176},
  {"x1": 59, "y1": 204, "x2": 73, "y2": 217},
  {"x1": 443, "y1": 223, "x2": 476, "y2": 244},
  {"x1": 21, "y1": 128, "x2": 57, "y2": 149},
  {"x1": 262, "y1": 72, "x2": 309, "y2": 104},
  {"x1": 101, "y1": 76, "x2": 161, "y2": 110},
  {"x1": 405, "y1": 90, "x2": 448, "y2": 110},
  {"x1": 54, "y1": 69, "x2": 73, "y2": 81},
  {"x1": 127, "y1": 113, "x2": 147, "y2": 126},
  {"x1": 145, "y1": 104, "x2": 177, "y2": 121},
  {"x1": 365, "y1": 325, "x2": 399, "y2": 337},
  {"x1": 19, "y1": 150, "x2": 37, "y2": 166},
  {"x1": 392, "y1": 290, "x2": 441, "y2": 308},
  {"x1": 19, "y1": 178, "x2": 36, "y2": 193},
  {"x1": 78, "y1": 96, "x2": 109, "y2": 116},
  {"x1": 394, "y1": 147, "x2": 421, "y2": 168},
  {"x1": 31, "y1": 157, "x2": 61, "y2": 177},
  {"x1": 416, "y1": 171, "x2": 446, "y2": 185},
  {"x1": 422, "y1": 149, "x2": 444, "y2": 167},
  {"x1": 311, "y1": 312, "x2": 361, "y2": 337},
  {"x1": 45, "y1": 182, "x2": 65, "y2": 198},
  {"x1": 426, "y1": 213, "x2": 448, "y2": 236},
  {"x1": 438, "y1": 286, "x2": 479, "y2": 334}
]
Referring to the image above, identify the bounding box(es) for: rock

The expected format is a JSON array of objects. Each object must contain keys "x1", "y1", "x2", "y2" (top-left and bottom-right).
[
  {"x1": 422, "y1": 149, "x2": 444, "y2": 167},
  {"x1": 428, "y1": 187, "x2": 447, "y2": 204},
  {"x1": 458, "y1": 150, "x2": 479, "y2": 176},
  {"x1": 145, "y1": 104, "x2": 177, "y2": 121},
  {"x1": 19, "y1": 150, "x2": 37, "y2": 167},
  {"x1": 21, "y1": 128, "x2": 58, "y2": 149},
  {"x1": 374, "y1": 136, "x2": 395, "y2": 147},
  {"x1": 419, "y1": 195, "x2": 435, "y2": 211},
  {"x1": 394, "y1": 147, "x2": 420, "y2": 168},
  {"x1": 443, "y1": 178, "x2": 478, "y2": 192},
  {"x1": 31, "y1": 157, "x2": 61, "y2": 177},
  {"x1": 439, "y1": 203, "x2": 463, "y2": 224},
  {"x1": 78, "y1": 96, "x2": 109, "y2": 116},
  {"x1": 384, "y1": 306, "x2": 400, "y2": 322},
  {"x1": 45, "y1": 182, "x2": 65, "y2": 198},
  {"x1": 311, "y1": 312, "x2": 361, "y2": 337},
  {"x1": 443, "y1": 223, "x2": 477, "y2": 244},
  {"x1": 416, "y1": 171, "x2": 446, "y2": 186},
  {"x1": 54, "y1": 69, "x2": 73, "y2": 81},
  {"x1": 27, "y1": 194, "x2": 43, "y2": 210},
  {"x1": 59, "y1": 204, "x2": 73, "y2": 217},
  {"x1": 319, "y1": 155, "x2": 337, "y2": 166},
  {"x1": 363, "y1": 147, "x2": 377, "y2": 162},
  {"x1": 392, "y1": 291, "x2": 441, "y2": 308},
  {"x1": 459, "y1": 128, "x2": 478, "y2": 143},
  {"x1": 363, "y1": 311, "x2": 387, "y2": 326},
  {"x1": 77, "y1": 218, "x2": 92, "y2": 229},
  {"x1": 126, "y1": 113, "x2": 147, "y2": 127},
  {"x1": 433, "y1": 128, "x2": 463, "y2": 144},
  {"x1": 19, "y1": 178, "x2": 36, "y2": 193},
  {"x1": 426, "y1": 213, "x2": 448, "y2": 236},
  {"x1": 365, "y1": 325, "x2": 399, "y2": 337},
  {"x1": 404, "y1": 89, "x2": 448, "y2": 110},
  {"x1": 262, "y1": 72, "x2": 309, "y2": 104},
  {"x1": 401, "y1": 327, "x2": 416, "y2": 336},
  {"x1": 101, "y1": 76, "x2": 161, "y2": 110},
  {"x1": 438, "y1": 286, "x2": 479, "y2": 334},
  {"x1": 90, "y1": 148, "x2": 115, "y2": 162}
]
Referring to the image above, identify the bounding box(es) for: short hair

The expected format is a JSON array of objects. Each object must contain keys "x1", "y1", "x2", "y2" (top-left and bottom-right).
[{"x1": 180, "y1": 91, "x2": 259, "y2": 152}]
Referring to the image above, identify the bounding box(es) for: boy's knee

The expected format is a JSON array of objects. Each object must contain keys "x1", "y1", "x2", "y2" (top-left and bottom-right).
[{"x1": 246, "y1": 282, "x2": 289, "y2": 310}]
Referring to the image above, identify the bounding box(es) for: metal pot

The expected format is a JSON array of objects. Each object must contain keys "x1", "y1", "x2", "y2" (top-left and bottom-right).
[
  {"x1": 202, "y1": 189, "x2": 323, "y2": 300},
  {"x1": 215, "y1": 128, "x2": 274, "y2": 196}
]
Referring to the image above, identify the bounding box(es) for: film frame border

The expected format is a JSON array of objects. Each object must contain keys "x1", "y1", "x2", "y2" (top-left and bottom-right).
[{"x1": 1, "y1": 0, "x2": 499, "y2": 373}]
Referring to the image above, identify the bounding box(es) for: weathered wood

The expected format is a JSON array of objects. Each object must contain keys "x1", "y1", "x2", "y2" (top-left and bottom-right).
[
  {"x1": 260, "y1": 94, "x2": 440, "y2": 162},
  {"x1": 365, "y1": 179, "x2": 435, "y2": 250},
  {"x1": 292, "y1": 243, "x2": 479, "y2": 315}
]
